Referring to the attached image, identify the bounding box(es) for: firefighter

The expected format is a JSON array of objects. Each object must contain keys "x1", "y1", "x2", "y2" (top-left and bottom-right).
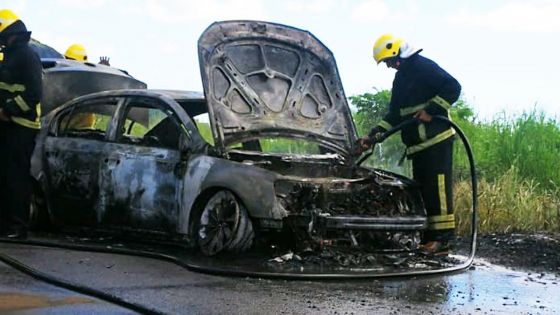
[
  {"x1": 64, "y1": 43, "x2": 110, "y2": 66},
  {"x1": 63, "y1": 43, "x2": 100, "y2": 130},
  {"x1": 357, "y1": 34, "x2": 461, "y2": 255},
  {"x1": 64, "y1": 43, "x2": 87, "y2": 61},
  {"x1": 0, "y1": 9, "x2": 43, "y2": 239},
  {"x1": 63, "y1": 112, "x2": 97, "y2": 130}
]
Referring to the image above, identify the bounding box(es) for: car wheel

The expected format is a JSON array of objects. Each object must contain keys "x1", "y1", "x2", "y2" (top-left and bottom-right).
[
  {"x1": 197, "y1": 190, "x2": 254, "y2": 256},
  {"x1": 29, "y1": 184, "x2": 51, "y2": 231}
]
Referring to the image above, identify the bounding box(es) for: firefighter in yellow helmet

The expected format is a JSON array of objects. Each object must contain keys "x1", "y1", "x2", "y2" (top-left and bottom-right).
[
  {"x1": 64, "y1": 43, "x2": 87, "y2": 61},
  {"x1": 64, "y1": 43, "x2": 110, "y2": 66},
  {"x1": 358, "y1": 34, "x2": 461, "y2": 255},
  {"x1": 63, "y1": 43, "x2": 103, "y2": 129},
  {"x1": 62, "y1": 112, "x2": 97, "y2": 130},
  {"x1": 0, "y1": 9, "x2": 43, "y2": 239}
]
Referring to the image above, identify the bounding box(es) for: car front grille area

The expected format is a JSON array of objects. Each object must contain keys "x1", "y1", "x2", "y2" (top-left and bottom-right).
[{"x1": 275, "y1": 178, "x2": 424, "y2": 219}]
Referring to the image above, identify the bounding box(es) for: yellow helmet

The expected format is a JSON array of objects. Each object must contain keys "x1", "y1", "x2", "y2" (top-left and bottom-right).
[
  {"x1": 65, "y1": 43, "x2": 88, "y2": 61},
  {"x1": 372, "y1": 34, "x2": 403, "y2": 64},
  {"x1": 0, "y1": 9, "x2": 19, "y2": 34},
  {"x1": 0, "y1": 52, "x2": 3, "y2": 61},
  {"x1": 67, "y1": 113, "x2": 96, "y2": 129}
]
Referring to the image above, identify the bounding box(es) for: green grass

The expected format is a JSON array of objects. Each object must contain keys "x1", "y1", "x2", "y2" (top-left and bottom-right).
[
  {"x1": 194, "y1": 120, "x2": 214, "y2": 145},
  {"x1": 453, "y1": 110, "x2": 560, "y2": 191},
  {"x1": 258, "y1": 138, "x2": 321, "y2": 154},
  {"x1": 195, "y1": 120, "x2": 322, "y2": 154},
  {"x1": 449, "y1": 111, "x2": 560, "y2": 234}
]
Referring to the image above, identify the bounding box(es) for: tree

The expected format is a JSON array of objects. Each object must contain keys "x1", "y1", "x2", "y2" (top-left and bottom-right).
[
  {"x1": 349, "y1": 89, "x2": 391, "y2": 136},
  {"x1": 349, "y1": 89, "x2": 409, "y2": 175}
]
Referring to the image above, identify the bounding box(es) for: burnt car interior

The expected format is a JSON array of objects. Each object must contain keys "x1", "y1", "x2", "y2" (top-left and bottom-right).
[
  {"x1": 54, "y1": 98, "x2": 119, "y2": 141},
  {"x1": 118, "y1": 97, "x2": 183, "y2": 150}
]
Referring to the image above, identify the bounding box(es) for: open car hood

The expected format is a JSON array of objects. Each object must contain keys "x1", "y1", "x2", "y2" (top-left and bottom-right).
[{"x1": 198, "y1": 21, "x2": 358, "y2": 156}]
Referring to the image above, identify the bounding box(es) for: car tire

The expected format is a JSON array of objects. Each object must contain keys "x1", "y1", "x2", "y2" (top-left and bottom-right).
[
  {"x1": 226, "y1": 204, "x2": 254, "y2": 253},
  {"x1": 197, "y1": 190, "x2": 254, "y2": 256}
]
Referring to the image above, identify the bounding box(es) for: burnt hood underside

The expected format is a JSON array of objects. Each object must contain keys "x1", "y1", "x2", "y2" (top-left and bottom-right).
[{"x1": 198, "y1": 20, "x2": 358, "y2": 155}]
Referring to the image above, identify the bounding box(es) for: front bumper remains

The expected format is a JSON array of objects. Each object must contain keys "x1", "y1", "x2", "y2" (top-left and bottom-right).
[{"x1": 317, "y1": 215, "x2": 427, "y2": 231}]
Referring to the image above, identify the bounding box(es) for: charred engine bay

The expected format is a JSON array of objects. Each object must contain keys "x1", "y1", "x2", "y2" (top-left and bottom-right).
[
  {"x1": 275, "y1": 175, "x2": 423, "y2": 217},
  {"x1": 232, "y1": 150, "x2": 424, "y2": 217},
  {"x1": 231, "y1": 151, "x2": 428, "y2": 257},
  {"x1": 231, "y1": 154, "x2": 425, "y2": 217}
]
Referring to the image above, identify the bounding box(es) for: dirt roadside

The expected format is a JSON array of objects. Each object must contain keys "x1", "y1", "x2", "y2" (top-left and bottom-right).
[{"x1": 468, "y1": 232, "x2": 560, "y2": 275}]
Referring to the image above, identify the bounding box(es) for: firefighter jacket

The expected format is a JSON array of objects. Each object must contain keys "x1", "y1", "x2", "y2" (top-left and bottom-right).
[
  {"x1": 0, "y1": 38, "x2": 42, "y2": 129},
  {"x1": 371, "y1": 53, "x2": 461, "y2": 156}
]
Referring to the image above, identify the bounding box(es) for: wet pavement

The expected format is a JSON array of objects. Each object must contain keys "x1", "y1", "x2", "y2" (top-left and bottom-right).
[
  {"x1": 16, "y1": 233, "x2": 474, "y2": 278},
  {"x1": 0, "y1": 242, "x2": 558, "y2": 314}
]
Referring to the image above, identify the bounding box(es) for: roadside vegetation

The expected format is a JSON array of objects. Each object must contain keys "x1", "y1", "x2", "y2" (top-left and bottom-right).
[{"x1": 351, "y1": 90, "x2": 560, "y2": 234}]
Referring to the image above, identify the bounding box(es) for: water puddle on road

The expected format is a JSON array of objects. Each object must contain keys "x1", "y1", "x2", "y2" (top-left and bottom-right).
[{"x1": 386, "y1": 259, "x2": 560, "y2": 313}]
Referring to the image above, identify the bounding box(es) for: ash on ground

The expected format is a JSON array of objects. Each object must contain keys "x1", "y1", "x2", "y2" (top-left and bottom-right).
[{"x1": 264, "y1": 245, "x2": 463, "y2": 272}]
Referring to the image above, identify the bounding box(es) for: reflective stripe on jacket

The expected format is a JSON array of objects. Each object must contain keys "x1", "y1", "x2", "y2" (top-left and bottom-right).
[
  {"x1": 0, "y1": 40, "x2": 43, "y2": 129},
  {"x1": 373, "y1": 53, "x2": 461, "y2": 156}
]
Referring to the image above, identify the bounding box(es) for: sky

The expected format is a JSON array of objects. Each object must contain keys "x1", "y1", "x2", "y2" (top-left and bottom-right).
[{"x1": 9, "y1": 0, "x2": 559, "y2": 120}]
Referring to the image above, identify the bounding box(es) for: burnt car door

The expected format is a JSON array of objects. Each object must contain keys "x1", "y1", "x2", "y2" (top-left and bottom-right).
[
  {"x1": 97, "y1": 96, "x2": 185, "y2": 232},
  {"x1": 44, "y1": 97, "x2": 121, "y2": 226}
]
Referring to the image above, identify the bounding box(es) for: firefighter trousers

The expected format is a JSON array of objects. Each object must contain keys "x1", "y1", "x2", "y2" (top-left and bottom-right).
[
  {"x1": 0, "y1": 121, "x2": 38, "y2": 234},
  {"x1": 411, "y1": 137, "x2": 455, "y2": 242}
]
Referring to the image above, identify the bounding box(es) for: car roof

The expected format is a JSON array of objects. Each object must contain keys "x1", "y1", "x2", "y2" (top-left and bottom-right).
[
  {"x1": 151, "y1": 90, "x2": 208, "y2": 117},
  {"x1": 150, "y1": 89, "x2": 206, "y2": 102},
  {"x1": 65, "y1": 89, "x2": 208, "y2": 118},
  {"x1": 78, "y1": 88, "x2": 204, "y2": 101}
]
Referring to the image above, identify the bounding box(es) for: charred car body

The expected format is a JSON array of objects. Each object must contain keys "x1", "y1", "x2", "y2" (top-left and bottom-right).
[{"x1": 31, "y1": 21, "x2": 427, "y2": 255}]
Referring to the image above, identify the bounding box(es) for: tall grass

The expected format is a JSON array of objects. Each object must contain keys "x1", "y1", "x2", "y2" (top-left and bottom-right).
[
  {"x1": 454, "y1": 166, "x2": 560, "y2": 235},
  {"x1": 453, "y1": 110, "x2": 560, "y2": 191},
  {"x1": 450, "y1": 110, "x2": 560, "y2": 234}
]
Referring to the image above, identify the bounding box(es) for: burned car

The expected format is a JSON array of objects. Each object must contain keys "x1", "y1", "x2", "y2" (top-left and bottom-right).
[{"x1": 31, "y1": 21, "x2": 427, "y2": 256}]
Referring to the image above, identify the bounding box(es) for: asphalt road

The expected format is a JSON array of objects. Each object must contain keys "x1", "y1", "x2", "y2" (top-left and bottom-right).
[
  {"x1": 0, "y1": 242, "x2": 558, "y2": 314},
  {"x1": 0, "y1": 249, "x2": 133, "y2": 314}
]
